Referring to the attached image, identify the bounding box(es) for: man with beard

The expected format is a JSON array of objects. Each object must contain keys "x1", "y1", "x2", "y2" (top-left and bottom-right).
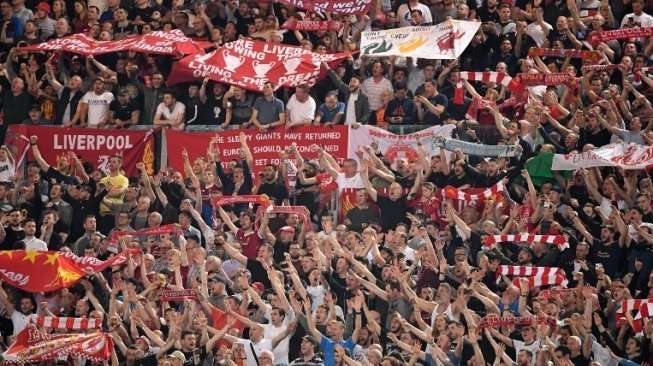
[
  {"x1": 200, "y1": 79, "x2": 227, "y2": 126},
  {"x1": 0, "y1": 208, "x2": 25, "y2": 250},
  {"x1": 254, "y1": 164, "x2": 289, "y2": 206},
  {"x1": 324, "y1": 62, "x2": 371, "y2": 125},
  {"x1": 0, "y1": 285, "x2": 35, "y2": 335}
]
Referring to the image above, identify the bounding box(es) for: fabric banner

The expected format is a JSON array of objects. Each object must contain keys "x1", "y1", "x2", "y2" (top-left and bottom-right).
[
  {"x1": 432, "y1": 136, "x2": 522, "y2": 157},
  {"x1": 587, "y1": 27, "x2": 653, "y2": 46},
  {"x1": 129, "y1": 29, "x2": 212, "y2": 55},
  {"x1": 551, "y1": 143, "x2": 653, "y2": 171},
  {"x1": 161, "y1": 289, "x2": 199, "y2": 302},
  {"x1": 277, "y1": 0, "x2": 374, "y2": 15},
  {"x1": 5, "y1": 125, "x2": 156, "y2": 177},
  {"x1": 281, "y1": 19, "x2": 343, "y2": 31},
  {"x1": 476, "y1": 315, "x2": 556, "y2": 331},
  {"x1": 0, "y1": 249, "x2": 139, "y2": 292},
  {"x1": 528, "y1": 47, "x2": 601, "y2": 61},
  {"x1": 22, "y1": 30, "x2": 208, "y2": 56},
  {"x1": 517, "y1": 73, "x2": 572, "y2": 86},
  {"x1": 165, "y1": 126, "x2": 348, "y2": 177},
  {"x1": 167, "y1": 39, "x2": 351, "y2": 91},
  {"x1": 348, "y1": 124, "x2": 455, "y2": 168},
  {"x1": 3, "y1": 326, "x2": 113, "y2": 363},
  {"x1": 22, "y1": 33, "x2": 134, "y2": 55},
  {"x1": 33, "y1": 316, "x2": 101, "y2": 330},
  {"x1": 360, "y1": 20, "x2": 480, "y2": 59}
]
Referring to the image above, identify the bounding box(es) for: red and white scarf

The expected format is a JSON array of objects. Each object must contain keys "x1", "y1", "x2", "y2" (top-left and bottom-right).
[
  {"x1": 528, "y1": 47, "x2": 601, "y2": 61},
  {"x1": 281, "y1": 19, "x2": 343, "y2": 32},
  {"x1": 476, "y1": 315, "x2": 556, "y2": 331},
  {"x1": 443, "y1": 181, "x2": 504, "y2": 202},
  {"x1": 161, "y1": 289, "x2": 199, "y2": 302},
  {"x1": 512, "y1": 274, "x2": 568, "y2": 288},
  {"x1": 581, "y1": 64, "x2": 617, "y2": 72},
  {"x1": 255, "y1": 205, "x2": 311, "y2": 229},
  {"x1": 32, "y1": 316, "x2": 101, "y2": 330},
  {"x1": 518, "y1": 72, "x2": 573, "y2": 86},
  {"x1": 459, "y1": 71, "x2": 524, "y2": 93},
  {"x1": 483, "y1": 234, "x2": 569, "y2": 251},
  {"x1": 497, "y1": 265, "x2": 565, "y2": 278},
  {"x1": 212, "y1": 194, "x2": 272, "y2": 208},
  {"x1": 587, "y1": 27, "x2": 653, "y2": 46}
]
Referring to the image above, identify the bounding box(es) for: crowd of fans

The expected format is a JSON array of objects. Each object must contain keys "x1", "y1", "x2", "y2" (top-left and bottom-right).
[{"x1": 0, "y1": 0, "x2": 652, "y2": 364}]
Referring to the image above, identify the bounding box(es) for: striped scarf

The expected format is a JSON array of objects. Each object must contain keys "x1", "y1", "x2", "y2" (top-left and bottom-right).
[
  {"x1": 483, "y1": 234, "x2": 569, "y2": 251},
  {"x1": 512, "y1": 273, "x2": 568, "y2": 288},
  {"x1": 33, "y1": 316, "x2": 101, "y2": 330},
  {"x1": 443, "y1": 181, "x2": 504, "y2": 202}
]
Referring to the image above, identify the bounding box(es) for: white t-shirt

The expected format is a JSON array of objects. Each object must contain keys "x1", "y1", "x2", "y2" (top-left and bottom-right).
[
  {"x1": 24, "y1": 237, "x2": 48, "y2": 251},
  {"x1": 11, "y1": 312, "x2": 35, "y2": 335},
  {"x1": 155, "y1": 101, "x2": 186, "y2": 124},
  {"x1": 306, "y1": 285, "x2": 328, "y2": 310},
  {"x1": 239, "y1": 338, "x2": 272, "y2": 366},
  {"x1": 335, "y1": 172, "x2": 364, "y2": 192},
  {"x1": 397, "y1": 2, "x2": 433, "y2": 27},
  {"x1": 526, "y1": 22, "x2": 552, "y2": 47},
  {"x1": 81, "y1": 91, "x2": 114, "y2": 127},
  {"x1": 262, "y1": 324, "x2": 289, "y2": 365},
  {"x1": 513, "y1": 339, "x2": 542, "y2": 366},
  {"x1": 286, "y1": 94, "x2": 316, "y2": 124},
  {"x1": 345, "y1": 92, "x2": 359, "y2": 124},
  {"x1": 0, "y1": 159, "x2": 14, "y2": 182}
]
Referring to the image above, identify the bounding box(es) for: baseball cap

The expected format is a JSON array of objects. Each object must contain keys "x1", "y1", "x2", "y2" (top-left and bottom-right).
[
  {"x1": 28, "y1": 104, "x2": 41, "y2": 112},
  {"x1": 251, "y1": 282, "x2": 265, "y2": 292},
  {"x1": 302, "y1": 335, "x2": 318, "y2": 346},
  {"x1": 118, "y1": 88, "x2": 129, "y2": 96},
  {"x1": 135, "y1": 336, "x2": 150, "y2": 350},
  {"x1": 37, "y1": 2, "x2": 51, "y2": 13},
  {"x1": 169, "y1": 351, "x2": 186, "y2": 362},
  {"x1": 184, "y1": 234, "x2": 200, "y2": 243},
  {"x1": 279, "y1": 226, "x2": 295, "y2": 234}
]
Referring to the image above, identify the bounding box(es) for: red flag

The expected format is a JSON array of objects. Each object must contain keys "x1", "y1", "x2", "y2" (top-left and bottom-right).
[
  {"x1": 129, "y1": 29, "x2": 213, "y2": 56},
  {"x1": 0, "y1": 249, "x2": 139, "y2": 292},
  {"x1": 276, "y1": 0, "x2": 374, "y2": 15},
  {"x1": 3, "y1": 326, "x2": 113, "y2": 363},
  {"x1": 167, "y1": 39, "x2": 351, "y2": 91}
]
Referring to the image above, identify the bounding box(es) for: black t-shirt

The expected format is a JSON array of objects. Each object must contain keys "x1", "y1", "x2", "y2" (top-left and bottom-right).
[
  {"x1": 421, "y1": 93, "x2": 449, "y2": 125},
  {"x1": 203, "y1": 96, "x2": 227, "y2": 125},
  {"x1": 179, "y1": 347, "x2": 208, "y2": 366},
  {"x1": 1, "y1": 227, "x2": 25, "y2": 251},
  {"x1": 376, "y1": 195, "x2": 408, "y2": 232},
  {"x1": 128, "y1": 5, "x2": 155, "y2": 22},
  {"x1": 257, "y1": 182, "x2": 289, "y2": 206},
  {"x1": 445, "y1": 173, "x2": 472, "y2": 188},
  {"x1": 247, "y1": 258, "x2": 272, "y2": 288},
  {"x1": 110, "y1": 100, "x2": 140, "y2": 122}
]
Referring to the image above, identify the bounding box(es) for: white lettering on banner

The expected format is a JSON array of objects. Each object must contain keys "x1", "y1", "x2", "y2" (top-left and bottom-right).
[
  {"x1": 53, "y1": 134, "x2": 134, "y2": 150},
  {"x1": 0, "y1": 269, "x2": 30, "y2": 286}
]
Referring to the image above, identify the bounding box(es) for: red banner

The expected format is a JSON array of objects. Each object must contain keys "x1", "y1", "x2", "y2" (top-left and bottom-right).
[
  {"x1": 5, "y1": 125, "x2": 156, "y2": 177},
  {"x1": 281, "y1": 19, "x2": 343, "y2": 31},
  {"x1": 3, "y1": 326, "x2": 113, "y2": 363},
  {"x1": 476, "y1": 315, "x2": 557, "y2": 332},
  {"x1": 0, "y1": 249, "x2": 139, "y2": 292},
  {"x1": 22, "y1": 30, "x2": 208, "y2": 56},
  {"x1": 277, "y1": 0, "x2": 374, "y2": 14},
  {"x1": 129, "y1": 29, "x2": 212, "y2": 55},
  {"x1": 165, "y1": 126, "x2": 348, "y2": 177},
  {"x1": 167, "y1": 39, "x2": 351, "y2": 91},
  {"x1": 212, "y1": 194, "x2": 273, "y2": 208}
]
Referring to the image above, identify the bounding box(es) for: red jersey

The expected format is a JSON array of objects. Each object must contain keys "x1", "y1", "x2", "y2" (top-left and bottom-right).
[{"x1": 236, "y1": 229, "x2": 263, "y2": 259}]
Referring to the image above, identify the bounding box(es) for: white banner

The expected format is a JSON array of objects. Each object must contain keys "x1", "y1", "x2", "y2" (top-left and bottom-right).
[
  {"x1": 348, "y1": 125, "x2": 455, "y2": 168},
  {"x1": 360, "y1": 20, "x2": 480, "y2": 59},
  {"x1": 551, "y1": 143, "x2": 653, "y2": 170}
]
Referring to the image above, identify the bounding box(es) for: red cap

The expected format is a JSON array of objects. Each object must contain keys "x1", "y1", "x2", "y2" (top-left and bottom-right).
[
  {"x1": 37, "y1": 2, "x2": 51, "y2": 13},
  {"x1": 251, "y1": 282, "x2": 265, "y2": 292},
  {"x1": 279, "y1": 226, "x2": 296, "y2": 234}
]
